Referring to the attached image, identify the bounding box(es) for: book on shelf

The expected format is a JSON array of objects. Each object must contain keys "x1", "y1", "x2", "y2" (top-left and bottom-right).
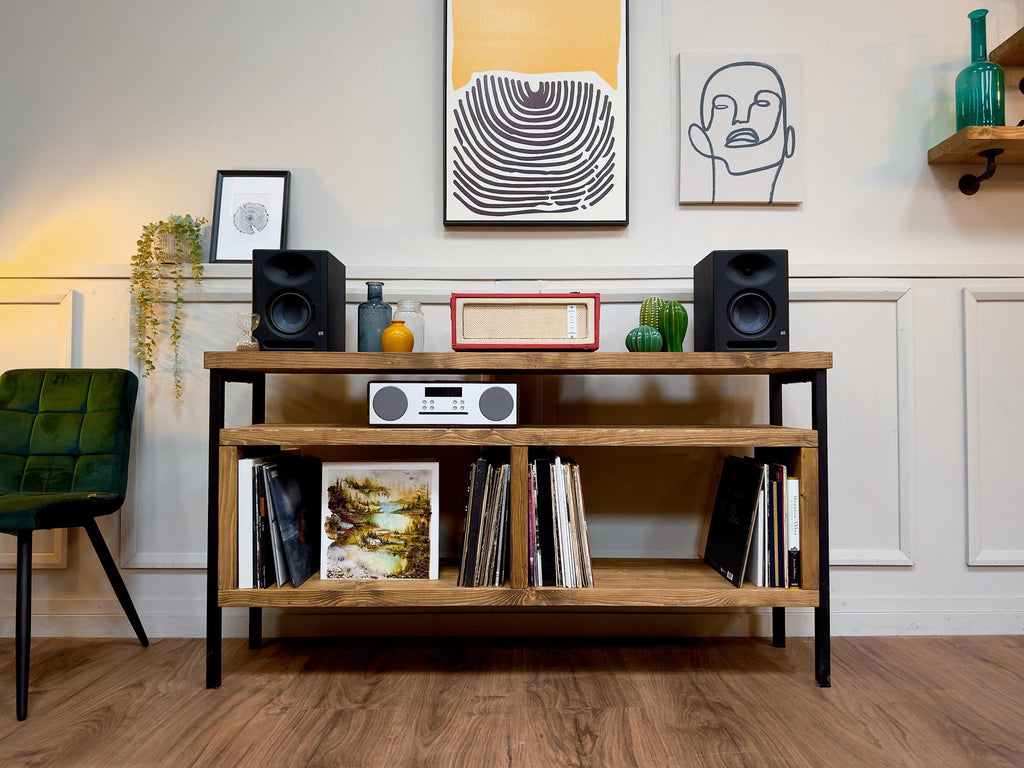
[
  {"x1": 237, "y1": 457, "x2": 257, "y2": 589},
  {"x1": 320, "y1": 461, "x2": 440, "y2": 580},
  {"x1": 704, "y1": 455, "x2": 766, "y2": 588},
  {"x1": 786, "y1": 475, "x2": 801, "y2": 587},
  {"x1": 258, "y1": 462, "x2": 282, "y2": 589},
  {"x1": 529, "y1": 450, "x2": 592, "y2": 588},
  {"x1": 264, "y1": 455, "x2": 323, "y2": 588},
  {"x1": 532, "y1": 454, "x2": 557, "y2": 587},
  {"x1": 764, "y1": 461, "x2": 788, "y2": 589},
  {"x1": 458, "y1": 450, "x2": 510, "y2": 587},
  {"x1": 260, "y1": 461, "x2": 292, "y2": 588},
  {"x1": 458, "y1": 454, "x2": 490, "y2": 586},
  {"x1": 565, "y1": 457, "x2": 593, "y2": 588},
  {"x1": 743, "y1": 459, "x2": 768, "y2": 588},
  {"x1": 239, "y1": 454, "x2": 306, "y2": 589}
]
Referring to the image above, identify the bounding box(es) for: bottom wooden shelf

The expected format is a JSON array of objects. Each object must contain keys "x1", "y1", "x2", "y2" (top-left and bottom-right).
[{"x1": 219, "y1": 558, "x2": 819, "y2": 610}]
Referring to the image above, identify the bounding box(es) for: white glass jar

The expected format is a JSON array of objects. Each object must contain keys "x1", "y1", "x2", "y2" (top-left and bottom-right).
[{"x1": 392, "y1": 300, "x2": 425, "y2": 352}]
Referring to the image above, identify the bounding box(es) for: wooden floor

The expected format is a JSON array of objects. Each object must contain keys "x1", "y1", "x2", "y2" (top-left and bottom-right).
[{"x1": 0, "y1": 635, "x2": 1022, "y2": 767}]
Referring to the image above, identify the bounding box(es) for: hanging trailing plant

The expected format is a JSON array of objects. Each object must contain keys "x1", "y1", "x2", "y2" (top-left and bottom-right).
[{"x1": 129, "y1": 214, "x2": 207, "y2": 398}]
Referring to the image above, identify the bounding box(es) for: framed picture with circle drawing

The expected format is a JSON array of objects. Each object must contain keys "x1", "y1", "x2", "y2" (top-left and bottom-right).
[{"x1": 209, "y1": 170, "x2": 290, "y2": 262}]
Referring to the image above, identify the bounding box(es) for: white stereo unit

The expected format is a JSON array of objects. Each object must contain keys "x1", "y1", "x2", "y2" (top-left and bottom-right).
[{"x1": 368, "y1": 382, "x2": 517, "y2": 426}]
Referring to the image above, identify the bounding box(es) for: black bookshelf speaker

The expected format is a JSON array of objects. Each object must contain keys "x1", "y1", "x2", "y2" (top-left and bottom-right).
[
  {"x1": 252, "y1": 250, "x2": 346, "y2": 350},
  {"x1": 693, "y1": 250, "x2": 789, "y2": 351}
]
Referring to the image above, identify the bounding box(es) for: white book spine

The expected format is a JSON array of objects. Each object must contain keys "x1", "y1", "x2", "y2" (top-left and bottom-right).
[
  {"x1": 786, "y1": 477, "x2": 801, "y2": 587},
  {"x1": 237, "y1": 458, "x2": 255, "y2": 589}
]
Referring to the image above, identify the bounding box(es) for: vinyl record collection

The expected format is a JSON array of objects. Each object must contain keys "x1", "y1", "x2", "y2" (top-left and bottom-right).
[{"x1": 457, "y1": 449, "x2": 593, "y2": 588}]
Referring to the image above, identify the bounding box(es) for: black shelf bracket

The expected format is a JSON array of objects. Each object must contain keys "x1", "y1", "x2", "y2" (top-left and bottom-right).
[{"x1": 958, "y1": 147, "x2": 1004, "y2": 195}]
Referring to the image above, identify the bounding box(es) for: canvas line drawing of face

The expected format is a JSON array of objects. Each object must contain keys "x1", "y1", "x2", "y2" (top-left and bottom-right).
[{"x1": 683, "y1": 58, "x2": 799, "y2": 204}]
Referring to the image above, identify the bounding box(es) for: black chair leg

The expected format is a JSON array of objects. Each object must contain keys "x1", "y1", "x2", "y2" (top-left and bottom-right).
[
  {"x1": 83, "y1": 518, "x2": 149, "y2": 648},
  {"x1": 15, "y1": 530, "x2": 32, "y2": 721}
]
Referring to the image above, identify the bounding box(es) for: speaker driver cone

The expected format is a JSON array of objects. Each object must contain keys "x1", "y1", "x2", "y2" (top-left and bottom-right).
[
  {"x1": 268, "y1": 291, "x2": 314, "y2": 335},
  {"x1": 727, "y1": 291, "x2": 774, "y2": 336}
]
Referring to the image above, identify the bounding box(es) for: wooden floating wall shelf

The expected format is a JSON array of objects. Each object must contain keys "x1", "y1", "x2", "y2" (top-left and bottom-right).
[{"x1": 927, "y1": 25, "x2": 1024, "y2": 194}]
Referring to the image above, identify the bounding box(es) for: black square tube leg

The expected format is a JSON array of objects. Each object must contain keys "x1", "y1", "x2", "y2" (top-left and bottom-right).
[
  {"x1": 208, "y1": 370, "x2": 267, "y2": 686},
  {"x1": 812, "y1": 369, "x2": 831, "y2": 687},
  {"x1": 83, "y1": 518, "x2": 148, "y2": 647},
  {"x1": 248, "y1": 374, "x2": 266, "y2": 648},
  {"x1": 248, "y1": 608, "x2": 263, "y2": 649},
  {"x1": 207, "y1": 370, "x2": 225, "y2": 688},
  {"x1": 15, "y1": 530, "x2": 31, "y2": 721},
  {"x1": 768, "y1": 377, "x2": 786, "y2": 648},
  {"x1": 771, "y1": 607, "x2": 786, "y2": 647}
]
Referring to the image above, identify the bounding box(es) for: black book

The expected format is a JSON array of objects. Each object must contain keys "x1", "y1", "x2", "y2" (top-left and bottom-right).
[
  {"x1": 459, "y1": 454, "x2": 491, "y2": 587},
  {"x1": 264, "y1": 455, "x2": 322, "y2": 588},
  {"x1": 531, "y1": 451, "x2": 557, "y2": 587},
  {"x1": 254, "y1": 463, "x2": 275, "y2": 589},
  {"x1": 768, "y1": 464, "x2": 788, "y2": 588},
  {"x1": 703, "y1": 455, "x2": 767, "y2": 588}
]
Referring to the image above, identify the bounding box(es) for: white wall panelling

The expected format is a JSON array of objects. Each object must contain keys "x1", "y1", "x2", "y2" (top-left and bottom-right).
[
  {"x1": 792, "y1": 287, "x2": 916, "y2": 567},
  {"x1": 963, "y1": 289, "x2": 1024, "y2": 567},
  {"x1": 121, "y1": 288, "x2": 252, "y2": 568},
  {"x1": 0, "y1": 289, "x2": 77, "y2": 569}
]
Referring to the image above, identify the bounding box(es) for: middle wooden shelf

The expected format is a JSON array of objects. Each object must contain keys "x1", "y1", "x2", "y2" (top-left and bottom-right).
[{"x1": 219, "y1": 424, "x2": 818, "y2": 448}]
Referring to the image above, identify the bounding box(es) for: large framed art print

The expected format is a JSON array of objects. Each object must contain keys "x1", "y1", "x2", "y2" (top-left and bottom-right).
[{"x1": 444, "y1": 0, "x2": 628, "y2": 226}]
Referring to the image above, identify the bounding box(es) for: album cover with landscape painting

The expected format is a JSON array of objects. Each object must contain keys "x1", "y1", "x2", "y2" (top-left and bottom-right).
[{"x1": 320, "y1": 462, "x2": 439, "y2": 580}]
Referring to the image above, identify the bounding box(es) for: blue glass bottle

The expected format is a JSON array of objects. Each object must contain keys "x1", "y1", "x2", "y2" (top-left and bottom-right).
[
  {"x1": 955, "y1": 9, "x2": 1005, "y2": 130},
  {"x1": 357, "y1": 281, "x2": 391, "y2": 352}
]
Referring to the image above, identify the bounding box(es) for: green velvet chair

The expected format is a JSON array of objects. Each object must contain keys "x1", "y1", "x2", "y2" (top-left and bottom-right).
[{"x1": 0, "y1": 368, "x2": 148, "y2": 720}]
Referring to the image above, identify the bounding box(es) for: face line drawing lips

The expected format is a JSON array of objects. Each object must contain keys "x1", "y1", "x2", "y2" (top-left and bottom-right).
[{"x1": 725, "y1": 127, "x2": 760, "y2": 146}]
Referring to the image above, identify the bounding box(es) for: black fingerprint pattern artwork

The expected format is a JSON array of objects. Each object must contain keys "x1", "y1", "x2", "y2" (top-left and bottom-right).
[{"x1": 451, "y1": 75, "x2": 616, "y2": 217}]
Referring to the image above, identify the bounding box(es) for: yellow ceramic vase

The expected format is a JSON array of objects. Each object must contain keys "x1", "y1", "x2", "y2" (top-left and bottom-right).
[{"x1": 380, "y1": 319, "x2": 414, "y2": 352}]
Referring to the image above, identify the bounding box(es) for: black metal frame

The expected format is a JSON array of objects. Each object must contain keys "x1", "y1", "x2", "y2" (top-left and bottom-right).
[
  {"x1": 205, "y1": 362, "x2": 830, "y2": 688},
  {"x1": 206, "y1": 369, "x2": 266, "y2": 688},
  {"x1": 769, "y1": 369, "x2": 830, "y2": 687}
]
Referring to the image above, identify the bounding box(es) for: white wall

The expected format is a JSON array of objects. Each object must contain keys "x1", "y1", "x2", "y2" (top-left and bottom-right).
[{"x1": 1, "y1": 0, "x2": 1023, "y2": 638}]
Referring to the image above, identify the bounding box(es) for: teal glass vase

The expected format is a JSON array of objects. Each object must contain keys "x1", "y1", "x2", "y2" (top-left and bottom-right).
[
  {"x1": 357, "y1": 281, "x2": 391, "y2": 352},
  {"x1": 955, "y1": 9, "x2": 1005, "y2": 130}
]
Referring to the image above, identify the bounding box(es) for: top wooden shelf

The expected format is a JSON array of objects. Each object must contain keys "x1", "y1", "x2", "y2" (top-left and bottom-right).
[
  {"x1": 928, "y1": 126, "x2": 1024, "y2": 164},
  {"x1": 204, "y1": 351, "x2": 832, "y2": 377},
  {"x1": 990, "y1": 26, "x2": 1024, "y2": 66}
]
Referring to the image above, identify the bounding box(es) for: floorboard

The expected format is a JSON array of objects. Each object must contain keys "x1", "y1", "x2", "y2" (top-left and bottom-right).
[{"x1": 0, "y1": 636, "x2": 1021, "y2": 767}]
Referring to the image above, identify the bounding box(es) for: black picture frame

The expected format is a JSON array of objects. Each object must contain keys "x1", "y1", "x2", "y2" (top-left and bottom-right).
[
  {"x1": 209, "y1": 170, "x2": 290, "y2": 263},
  {"x1": 443, "y1": 0, "x2": 629, "y2": 227}
]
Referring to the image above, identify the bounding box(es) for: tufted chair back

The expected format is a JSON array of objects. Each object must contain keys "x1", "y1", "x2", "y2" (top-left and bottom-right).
[
  {"x1": 0, "y1": 369, "x2": 139, "y2": 533},
  {"x1": 0, "y1": 368, "x2": 147, "y2": 720},
  {"x1": 0, "y1": 368, "x2": 137, "y2": 497}
]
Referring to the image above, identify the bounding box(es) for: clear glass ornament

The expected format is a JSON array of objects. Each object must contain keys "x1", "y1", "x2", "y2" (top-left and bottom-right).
[
  {"x1": 392, "y1": 300, "x2": 425, "y2": 352},
  {"x1": 234, "y1": 312, "x2": 260, "y2": 351}
]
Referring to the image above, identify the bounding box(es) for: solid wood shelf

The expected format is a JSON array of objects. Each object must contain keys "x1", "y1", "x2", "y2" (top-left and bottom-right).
[
  {"x1": 220, "y1": 424, "x2": 818, "y2": 449},
  {"x1": 990, "y1": 26, "x2": 1024, "y2": 66},
  {"x1": 927, "y1": 126, "x2": 1024, "y2": 165},
  {"x1": 218, "y1": 560, "x2": 820, "y2": 609},
  {"x1": 205, "y1": 350, "x2": 833, "y2": 376}
]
